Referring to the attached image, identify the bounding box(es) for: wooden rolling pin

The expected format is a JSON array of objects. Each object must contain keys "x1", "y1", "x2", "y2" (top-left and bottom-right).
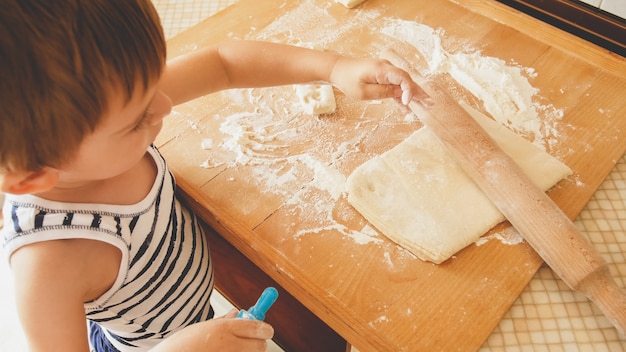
[{"x1": 381, "y1": 49, "x2": 626, "y2": 334}]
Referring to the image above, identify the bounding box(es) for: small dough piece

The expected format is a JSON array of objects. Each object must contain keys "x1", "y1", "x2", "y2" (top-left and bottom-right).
[
  {"x1": 346, "y1": 103, "x2": 572, "y2": 264},
  {"x1": 335, "y1": 0, "x2": 367, "y2": 8},
  {"x1": 295, "y1": 84, "x2": 336, "y2": 115}
]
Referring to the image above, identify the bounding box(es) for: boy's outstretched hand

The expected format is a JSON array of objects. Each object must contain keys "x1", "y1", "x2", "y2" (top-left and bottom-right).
[
  {"x1": 329, "y1": 56, "x2": 432, "y2": 107},
  {"x1": 152, "y1": 309, "x2": 274, "y2": 352}
]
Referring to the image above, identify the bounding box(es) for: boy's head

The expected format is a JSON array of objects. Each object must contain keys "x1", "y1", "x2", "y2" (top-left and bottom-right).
[{"x1": 0, "y1": 0, "x2": 166, "y2": 174}]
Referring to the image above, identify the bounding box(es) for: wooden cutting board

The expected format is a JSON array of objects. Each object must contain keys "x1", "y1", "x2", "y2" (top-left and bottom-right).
[{"x1": 156, "y1": 0, "x2": 626, "y2": 350}]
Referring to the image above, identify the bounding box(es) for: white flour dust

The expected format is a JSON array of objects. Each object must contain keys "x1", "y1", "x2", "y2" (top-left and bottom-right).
[
  {"x1": 201, "y1": 138, "x2": 214, "y2": 150},
  {"x1": 381, "y1": 18, "x2": 565, "y2": 150},
  {"x1": 249, "y1": 1, "x2": 380, "y2": 49},
  {"x1": 193, "y1": 2, "x2": 567, "y2": 248},
  {"x1": 475, "y1": 226, "x2": 524, "y2": 247}
]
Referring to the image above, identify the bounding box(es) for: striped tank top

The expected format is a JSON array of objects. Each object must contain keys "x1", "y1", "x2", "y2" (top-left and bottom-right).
[{"x1": 1, "y1": 145, "x2": 214, "y2": 351}]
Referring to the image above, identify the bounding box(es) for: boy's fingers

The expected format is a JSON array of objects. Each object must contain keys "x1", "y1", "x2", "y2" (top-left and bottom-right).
[
  {"x1": 377, "y1": 65, "x2": 433, "y2": 107},
  {"x1": 225, "y1": 319, "x2": 275, "y2": 340},
  {"x1": 224, "y1": 308, "x2": 238, "y2": 318},
  {"x1": 360, "y1": 83, "x2": 402, "y2": 100},
  {"x1": 413, "y1": 87, "x2": 434, "y2": 107},
  {"x1": 360, "y1": 83, "x2": 433, "y2": 108}
]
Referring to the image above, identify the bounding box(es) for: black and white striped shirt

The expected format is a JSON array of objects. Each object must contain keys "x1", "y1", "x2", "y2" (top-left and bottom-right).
[{"x1": 2, "y1": 145, "x2": 214, "y2": 351}]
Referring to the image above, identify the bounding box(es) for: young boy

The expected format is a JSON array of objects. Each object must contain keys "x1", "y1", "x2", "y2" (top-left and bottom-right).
[{"x1": 0, "y1": 1, "x2": 429, "y2": 351}]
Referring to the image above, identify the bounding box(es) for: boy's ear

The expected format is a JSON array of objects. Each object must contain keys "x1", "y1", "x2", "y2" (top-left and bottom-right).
[{"x1": 0, "y1": 168, "x2": 59, "y2": 195}]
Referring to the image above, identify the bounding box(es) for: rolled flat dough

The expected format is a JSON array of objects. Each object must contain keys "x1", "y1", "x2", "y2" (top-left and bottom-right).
[
  {"x1": 335, "y1": 0, "x2": 367, "y2": 8},
  {"x1": 346, "y1": 104, "x2": 572, "y2": 263},
  {"x1": 295, "y1": 84, "x2": 336, "y2": 115}
]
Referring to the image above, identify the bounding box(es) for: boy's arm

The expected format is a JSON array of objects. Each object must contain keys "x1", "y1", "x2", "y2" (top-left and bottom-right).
[
  {"x1": 160, "y1": 40, "x2": 429, "y2": 106},
  {"x1": 10, "y1": 240, "x2": 115, "y2": 352},
  {"x1": 10, "y1": 240, "x2": 273, "y2": 352}
]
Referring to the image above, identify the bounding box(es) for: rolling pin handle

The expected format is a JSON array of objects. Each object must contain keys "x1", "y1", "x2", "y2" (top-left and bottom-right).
[{"x1": 577, "y1": 266, "x2": 626, "y2": 335}]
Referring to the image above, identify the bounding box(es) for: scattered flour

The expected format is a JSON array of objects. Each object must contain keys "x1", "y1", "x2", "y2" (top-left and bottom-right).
[
  {"x1": 298, "y1": 155, "x2": 346, "y2": 200},
  {"x1": 199, "y1": 159, "x2": 224, "y2": 169},
  {"x1": 200, "y1": 138, "x2": 214, "y2": 150},
  {"x1": 370, "y1": 315, "x2": 390, "y2": 326},
  {"x1": 194, "y1": 2, "x2": 568, "y2": 249},
  {"x1": 249, "y1": 1, "x2": 380, "y2": 49},
  {"x1": 360, "y1": 224, "x2": 380, "y2": 237},
  {"x1": 380, "y1": 18, "x2": 565, "y2": 150},
  {"x1": 475, "y1": 226, "x2": 525, "y2": 246},
  {"x1": 219, "y1": 112, "x2": 292, "y2": 165}
]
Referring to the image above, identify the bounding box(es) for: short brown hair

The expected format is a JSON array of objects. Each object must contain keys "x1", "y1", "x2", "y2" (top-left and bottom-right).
[{"x1": 0, "y1": 0, "x2": 166, "y2": 172}]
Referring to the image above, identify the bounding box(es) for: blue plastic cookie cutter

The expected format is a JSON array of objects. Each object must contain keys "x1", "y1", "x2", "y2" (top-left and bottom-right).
[{"x1": 236, "y1": 287, "x2": 279, "y2": 321}]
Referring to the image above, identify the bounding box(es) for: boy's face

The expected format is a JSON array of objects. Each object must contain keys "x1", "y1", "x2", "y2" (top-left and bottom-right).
[{"x1": 55, "y1": 83, "x2": 172, "y2": 186}]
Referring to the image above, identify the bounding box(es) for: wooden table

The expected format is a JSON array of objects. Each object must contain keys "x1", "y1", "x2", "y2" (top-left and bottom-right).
[{"x1": 156, "y1": 0, "x2": 626, "y2": 350}]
